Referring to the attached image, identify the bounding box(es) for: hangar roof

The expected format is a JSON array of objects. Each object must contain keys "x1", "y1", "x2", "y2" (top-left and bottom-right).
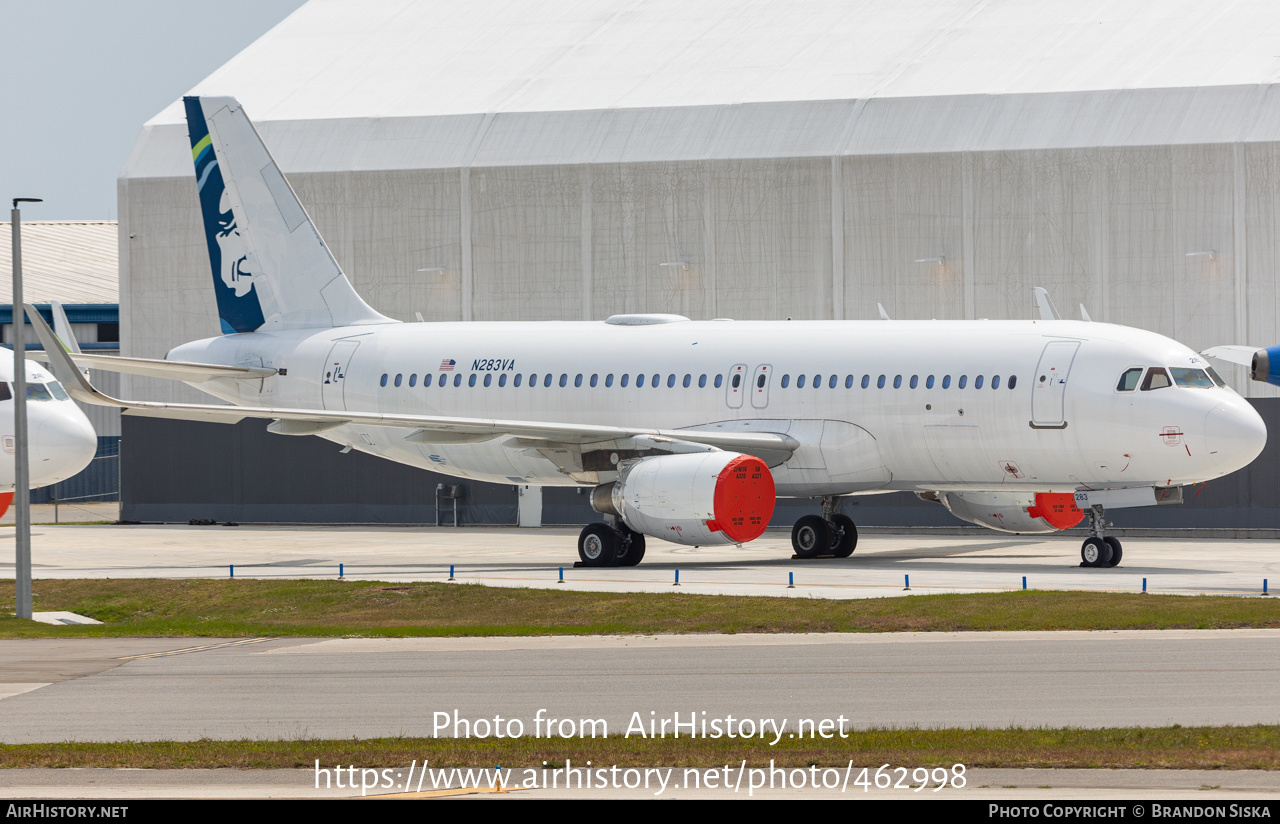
[
  {"x1": 149, "y1": 0, "x2": 1280, "y2": 125},
  {"x1": 0, "y1": 222, "x2": 119, "y2": 305}
]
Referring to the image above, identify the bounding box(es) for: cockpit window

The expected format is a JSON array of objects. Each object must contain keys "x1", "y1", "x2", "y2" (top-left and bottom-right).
[
  {"x1": 1170, "y1": 368, "x2": 1214, "y2": 388},
  {"x1": 1206, "y1": 366, "x2": 1227, "y2": 388},
  {"x1": 1116, "y1": 368, "x2": 1143, "y2": 391},
  {"x1": 1141, "y1": 367, "x2": 1172, "y2": 391},
  {"x1": 25, "y1": 383, "x2": 54, "y2": 401},
  {"x1": 0, "y1": 382, "x2": 9, "y2": 401}
]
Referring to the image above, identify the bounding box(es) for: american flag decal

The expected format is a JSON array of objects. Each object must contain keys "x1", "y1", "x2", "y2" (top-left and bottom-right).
[{"x1": 439, "y1": 359, "x2": 456, "y2": 371}]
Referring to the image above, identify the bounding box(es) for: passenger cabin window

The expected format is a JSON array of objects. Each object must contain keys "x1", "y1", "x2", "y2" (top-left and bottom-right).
[
  {"x1": 484, "y1": 374, "x2": 492, "y2": 387},
  {"x1": 1116, "y1": 368, "x2": 1143, "y2": 391},
  {"x1": 781, "y1": 375, "x2": 790, "y2": 388},
  {"x1": 1142, "y1": 367, "x2": 1172, "y2": 391},
  {"x1": 797, "y1": 375, "x2": 806, "y2": 388},
  {"x1": 1171, "y1": 368, "x2": 1214, "y2": 388}
]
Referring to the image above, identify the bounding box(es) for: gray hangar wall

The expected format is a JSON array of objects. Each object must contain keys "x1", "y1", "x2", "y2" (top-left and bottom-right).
[{"x1": 118, "y1": 87, "x2": 1280, "y2": 526}]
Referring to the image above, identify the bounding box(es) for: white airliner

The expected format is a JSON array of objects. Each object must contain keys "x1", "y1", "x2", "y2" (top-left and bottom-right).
[
  {"x1": 29, "y1": 96, "x2": 1269, "y2": 568},
  {"x1": 0, "y1": 341, "x2": 98, "y2": 517}
]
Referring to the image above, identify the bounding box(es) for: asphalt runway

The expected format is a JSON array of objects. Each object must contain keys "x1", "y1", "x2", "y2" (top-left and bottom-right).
[
  {"x1": 2, "y1": 630, "x2": 1278, "y2": 743},
  {"x1": 1, "y1": 523, "x2": 1277, "y2": 599}
]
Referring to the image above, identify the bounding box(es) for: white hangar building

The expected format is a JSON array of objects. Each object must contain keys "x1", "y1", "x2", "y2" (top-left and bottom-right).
[{"x1": 117, "y1": 0, "x2": 1280, "y2": 526}]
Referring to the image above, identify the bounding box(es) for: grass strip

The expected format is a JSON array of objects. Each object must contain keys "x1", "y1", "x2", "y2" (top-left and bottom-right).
[
  {"x1": 3, "y1": 726, "x2": 1279, "y2": 770},
  {"x1": 0, "y1": 579, "x2": 1277, "y2": 637}
]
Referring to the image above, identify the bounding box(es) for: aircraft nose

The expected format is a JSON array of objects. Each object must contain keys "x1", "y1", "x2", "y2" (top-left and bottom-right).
[
  {"x1": 1204, "y1": 400, "x2": 1267, "y2": 474},
  {"x1": 30, "y1": 408, "x2": 97, "y2": 486}
]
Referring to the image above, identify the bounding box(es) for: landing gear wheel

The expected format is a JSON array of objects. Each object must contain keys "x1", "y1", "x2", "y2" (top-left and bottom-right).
[
  {"x1": 1103, "y1": 536, "x2": 1122, "y2": 567},
  {"x1": 615, "y1": 523, "x2": 646, "y2": 567},
  {"x1": 792, "y1": 515, "x2": 832, "y2": 559},
  {"x1": 1081, "y1": 536, "x2": 1113, "y2": 568},
  {"x1": 578, "y1": 523, "x2": 620, "y2": 567},
  {"x1": 830, "y1": 514, "x2": 858, "y2": 558}
]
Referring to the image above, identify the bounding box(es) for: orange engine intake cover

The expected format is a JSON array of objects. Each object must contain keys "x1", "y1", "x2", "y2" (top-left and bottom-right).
[{"x1": 1027, "y1": 492, "x2": 1084, "y2": 530}]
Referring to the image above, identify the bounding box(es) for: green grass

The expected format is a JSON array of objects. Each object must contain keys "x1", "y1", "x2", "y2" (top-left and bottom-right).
[
  {"x1": 0, "y1": 578, "x2": 1277, "y2": 637},
  {"x1": 3, "y1": 726, "x2": 1278, "y2": 770}
]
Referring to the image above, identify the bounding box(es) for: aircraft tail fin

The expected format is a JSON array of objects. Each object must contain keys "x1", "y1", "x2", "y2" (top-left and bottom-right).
[{"x1": 182, "y1": 96, "x2": 392, "y2": 334}]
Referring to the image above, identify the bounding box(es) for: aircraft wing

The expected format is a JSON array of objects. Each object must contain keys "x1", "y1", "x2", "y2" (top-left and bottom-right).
[
  {"x1": 25, "y1": 304, "x2": 798, "y2": 467},
  {"x1": 1201, "y1": 345, "x2": 1258, "y2": 367}
]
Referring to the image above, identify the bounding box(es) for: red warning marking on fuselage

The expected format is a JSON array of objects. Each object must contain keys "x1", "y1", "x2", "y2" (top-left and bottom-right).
[{"x1": 1161, "y1": 427, "x2": 1184, "y2": 446}]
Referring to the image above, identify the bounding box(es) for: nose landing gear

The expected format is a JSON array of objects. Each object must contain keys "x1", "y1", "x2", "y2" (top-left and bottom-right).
[
  {"x1": 1080, "y1": 504, "x2": 1122, "y2": 568},
  {"x1": 791, "y1": 498, "x2": 858, "y2": 559}
]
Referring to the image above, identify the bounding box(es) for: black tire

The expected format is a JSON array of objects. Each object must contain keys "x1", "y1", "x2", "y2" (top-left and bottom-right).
[
  {"x1": 792, "y1": 515, "x2": 832, "y2": 559},
  {"x1": 578, "y1": 523, "x2": 620, "y2": 567},
  {"x1": 830, "y1": 514, "x2": 858, "y2": 558},
  {"x1": 616, "y1": 524, "x2": 647, "y2": 567},
  {"x1": 1080, "y1": 536, "x2": 1112, "y2": 568},
  {"x1": 1103, "y1": 536, "x2": 1122, "y2": 567}
]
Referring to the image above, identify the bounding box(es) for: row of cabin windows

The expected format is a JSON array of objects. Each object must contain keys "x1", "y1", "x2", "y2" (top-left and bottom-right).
[
  {"x1": 381, "y1": 372, "x2": 728, "y2": 389},
  {"x1": 379, "y1": 371, "x2": 1018, "y2": 391},
  {"x1": 778, "y1": 373, "x2": 1015, "y2": 390}
]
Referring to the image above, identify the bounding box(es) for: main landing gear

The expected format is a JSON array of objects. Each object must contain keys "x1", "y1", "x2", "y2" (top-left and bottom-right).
[
  {"x1": 577, "y1": 519, "x2": 646, "y2": 568},
  {"x1": 1080, "y1": 504, "x2": 1122, "y2": 568},
  {"x1": 791, "y1": 497, "x2": 858, "y2": 559}
]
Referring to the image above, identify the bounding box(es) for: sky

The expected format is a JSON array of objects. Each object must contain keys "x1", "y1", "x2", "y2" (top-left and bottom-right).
[{"x1": 0, "y1": 0, "x2": 306, "y2": 221}]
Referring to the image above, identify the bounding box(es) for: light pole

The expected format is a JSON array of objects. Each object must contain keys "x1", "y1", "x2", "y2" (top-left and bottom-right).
[{"x1": 11, "y1": 197, "x2": 41, "y2": 619}]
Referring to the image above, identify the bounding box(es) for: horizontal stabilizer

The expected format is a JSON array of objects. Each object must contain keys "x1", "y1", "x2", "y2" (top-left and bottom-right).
[{"x1": 28, "y1": 351, "x2": 276, "y2": 382}]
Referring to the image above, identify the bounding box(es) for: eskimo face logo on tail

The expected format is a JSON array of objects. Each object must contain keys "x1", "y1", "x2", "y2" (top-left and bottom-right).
[
  {"x1": 184, "y1": 97, "x2": 265, "y2": 334},
  {"x1": 213, "y1": 190, "x2": 256, "y2": 298}
]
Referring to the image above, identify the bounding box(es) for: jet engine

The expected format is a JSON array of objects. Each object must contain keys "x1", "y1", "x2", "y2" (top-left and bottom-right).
[
  {"x1": 591, "y1": 452, "x2": 776, "y2": 546},
  {"x1": 922, "y1": 491, "x2": 1084, "y2": 534}
]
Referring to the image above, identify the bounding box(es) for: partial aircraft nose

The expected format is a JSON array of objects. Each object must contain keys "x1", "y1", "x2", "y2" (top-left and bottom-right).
[
  {"x1": 1204, "y1": 399, "x2": 1267, "y2": 475},
  {"x1": 29, "y1": 405, "x2": 97, "y2": 487}
]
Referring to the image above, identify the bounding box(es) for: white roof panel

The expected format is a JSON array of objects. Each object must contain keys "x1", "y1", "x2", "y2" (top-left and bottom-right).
[
  {"x1": 0, "y1": 222, "x2": 119, "y2": 305},
  {"x1": 146, "y1": 0, "x2": 1280, "y2": 125}
]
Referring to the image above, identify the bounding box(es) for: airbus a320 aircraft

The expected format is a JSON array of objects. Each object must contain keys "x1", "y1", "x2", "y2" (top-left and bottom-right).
[
  {"x1": 0, "y1": 343, "x2": 98, "y2": 517},
  {"x1": 31, "y1": 96, "x2": 1269, "y2": 569}
]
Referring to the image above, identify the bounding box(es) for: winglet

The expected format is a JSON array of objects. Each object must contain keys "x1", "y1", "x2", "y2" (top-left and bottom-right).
[
  {"x1": 49, "y1": 302, "x2": 83, "y2": 355},
  {"x1": 1079, "y1": 304, "x2": 1092, "y2": 322},
  {"x1": 877, "y1": 303, "x2": 891, "y2": 321},
  {"x1": 23, "y1": 304, "x2": 125, "y2": 408},
  {"x1": 1032, "y1": 287, "x2": 1061, "y2": 321}
]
